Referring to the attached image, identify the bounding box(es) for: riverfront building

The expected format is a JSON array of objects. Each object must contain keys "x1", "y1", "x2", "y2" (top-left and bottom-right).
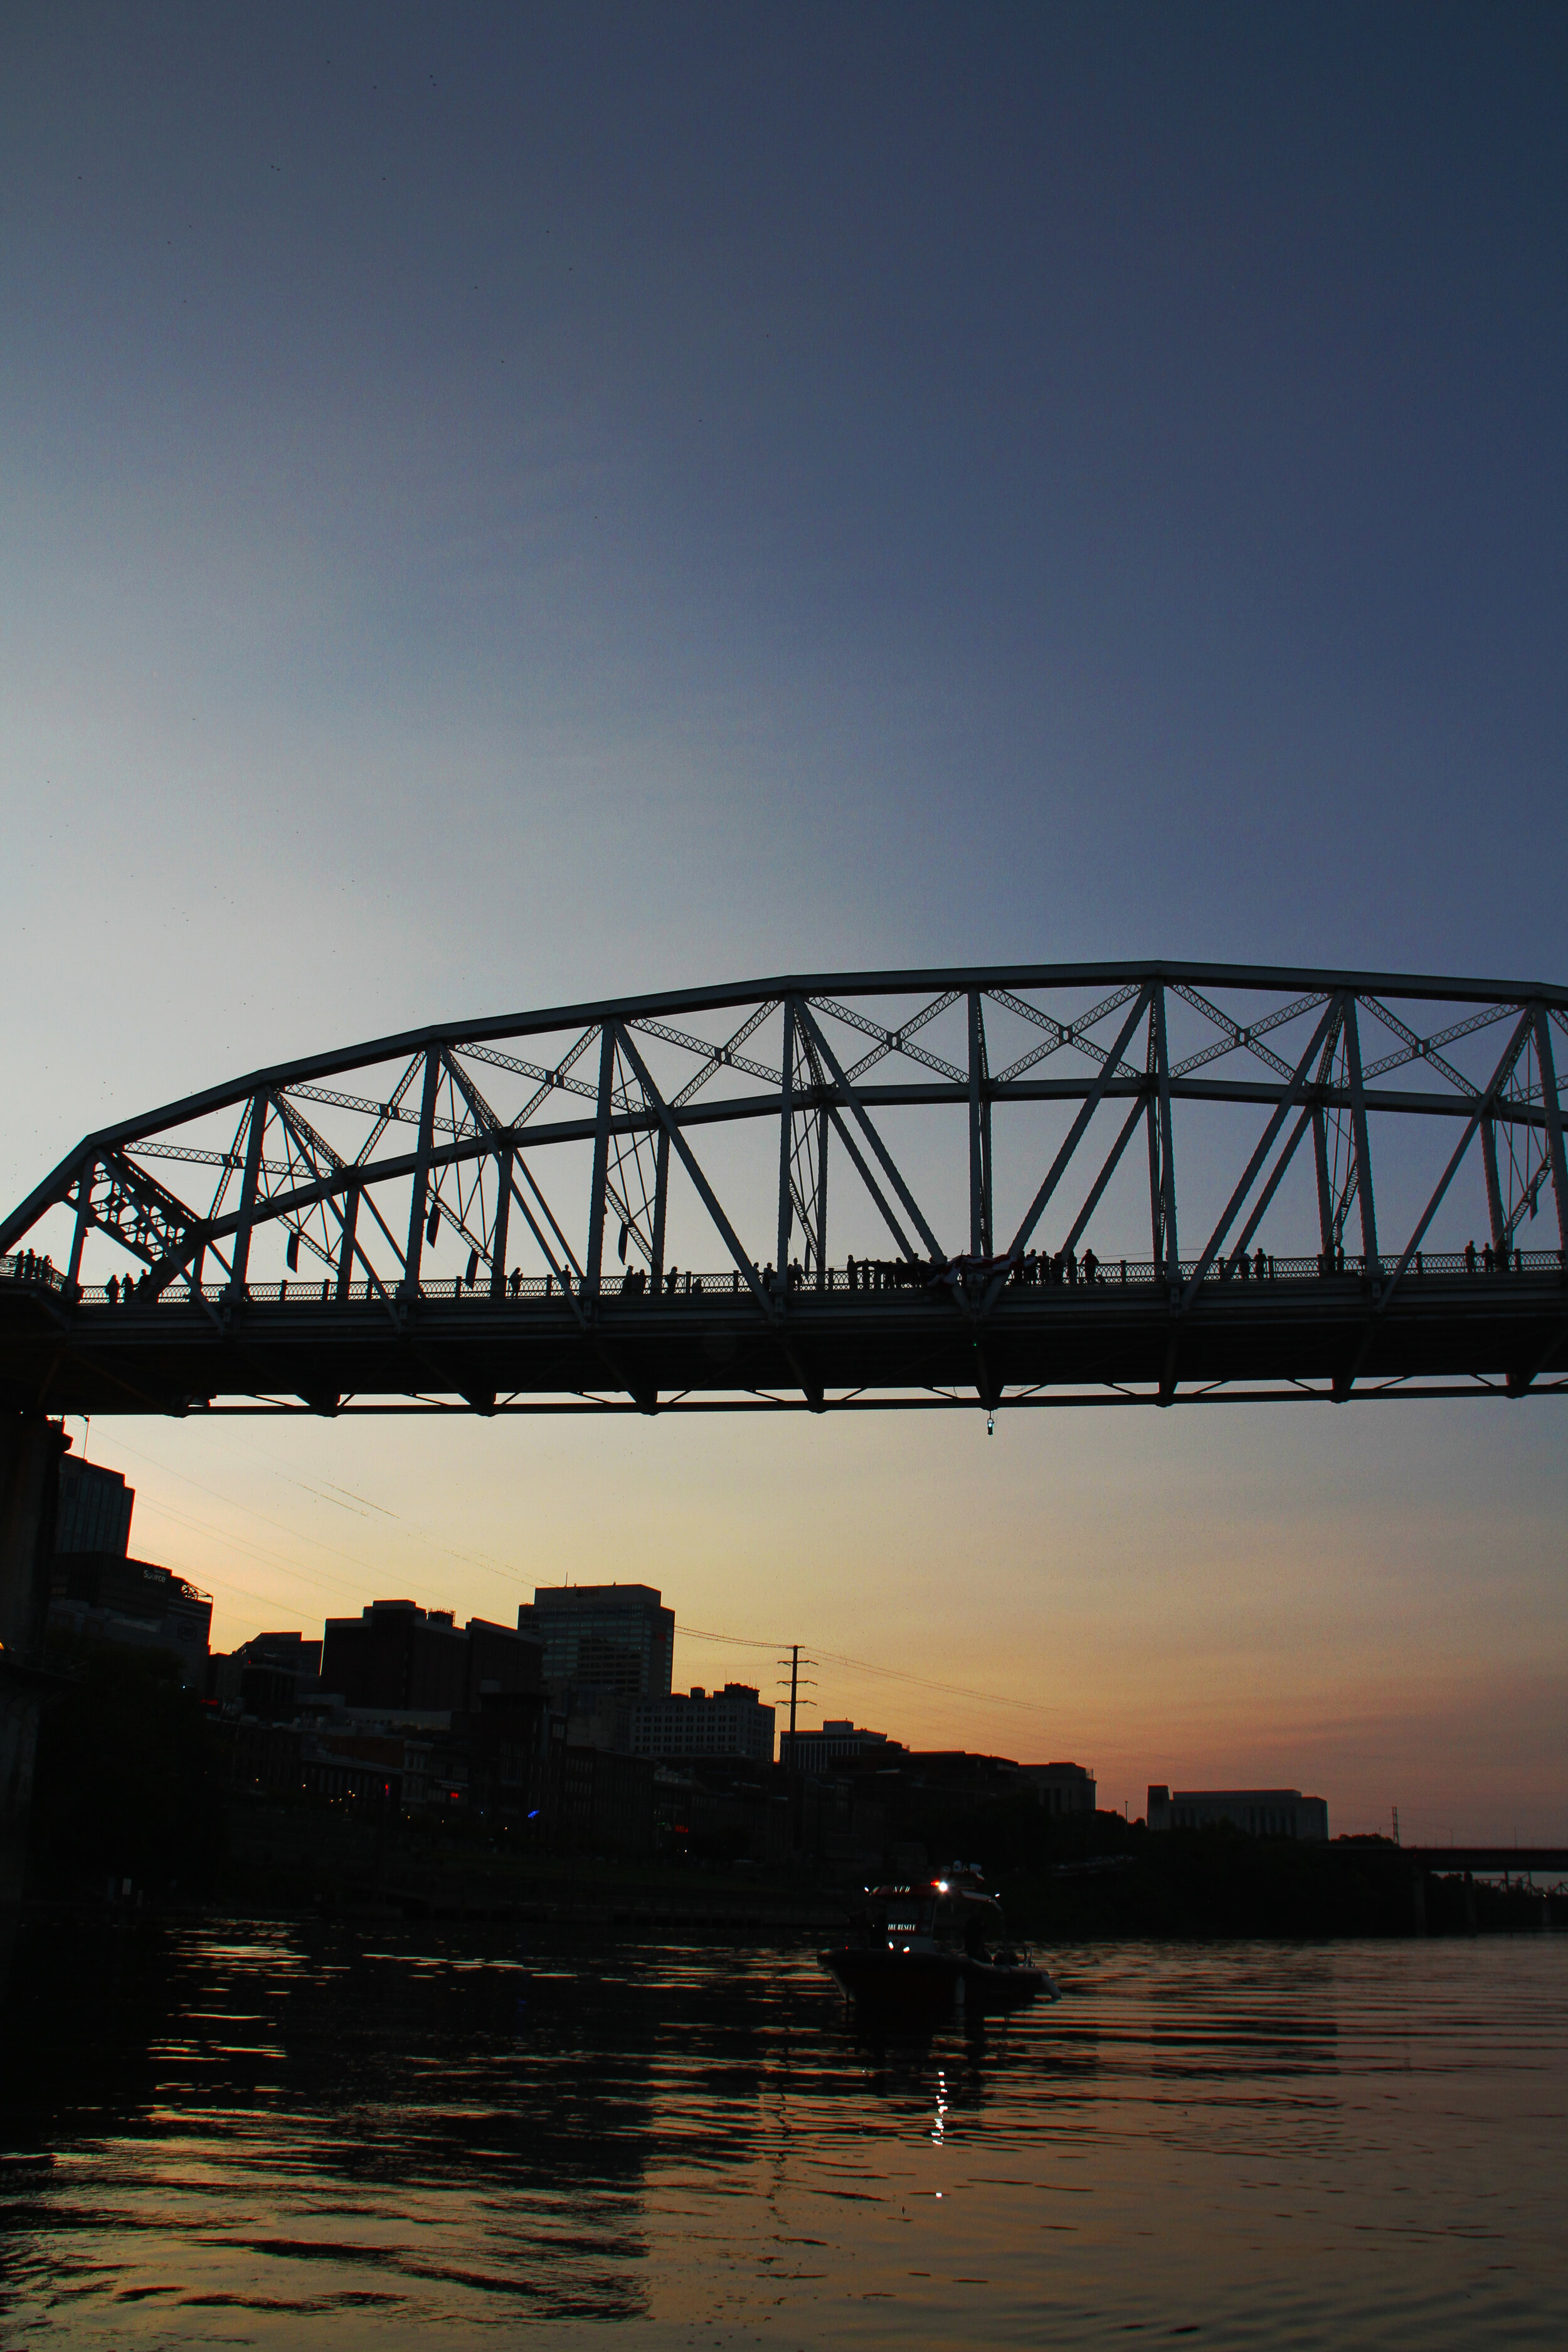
[
  {"x1": 1147, "y1": 1785, "x2": 1328, "y2": 1839},
  {"x1": 629, "y1": 1683, "x2": 775, "y2": 1767},
  {"x1": 48, "y1": 1454, "x2": 211, "y2": 1678}
]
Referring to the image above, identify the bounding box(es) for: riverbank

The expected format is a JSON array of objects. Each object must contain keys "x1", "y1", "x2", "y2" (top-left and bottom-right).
[{"x1": 18, "y1": 1797, "x2": 1559, "y2": 1941}]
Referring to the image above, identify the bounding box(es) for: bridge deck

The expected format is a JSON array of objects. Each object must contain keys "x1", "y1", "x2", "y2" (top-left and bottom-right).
[{"x1": 4, "y1": 1259, "x2": 1564, "y2": 1414}]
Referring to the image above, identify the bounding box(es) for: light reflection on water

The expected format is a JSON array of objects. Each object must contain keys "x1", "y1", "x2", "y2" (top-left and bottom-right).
[{"x1": 0, "y1": 1921, "x2": 1564, "y2": 2346}]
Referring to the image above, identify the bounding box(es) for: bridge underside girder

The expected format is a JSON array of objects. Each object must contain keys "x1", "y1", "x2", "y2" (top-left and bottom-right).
[{"x1": 3, "y1": 1271, "x2": 1563, "y2": 1415}]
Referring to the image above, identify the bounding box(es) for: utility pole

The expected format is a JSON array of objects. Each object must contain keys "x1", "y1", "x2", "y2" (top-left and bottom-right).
[
  {"x1": 776, "y1": 1645, "x2": 816, "y2": 1859},
  {"x1": 776, "y1": 1645, "x2": 816, "y2": 1769}
]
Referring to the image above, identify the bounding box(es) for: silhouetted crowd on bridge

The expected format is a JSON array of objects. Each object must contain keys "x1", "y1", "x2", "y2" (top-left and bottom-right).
[
  {"x1": 7, "y1": 1231, "x2": 1555, "y2": 1307},
  {"x1": 6, "y1": 1249, "x2": 58, "y2": 1286}
]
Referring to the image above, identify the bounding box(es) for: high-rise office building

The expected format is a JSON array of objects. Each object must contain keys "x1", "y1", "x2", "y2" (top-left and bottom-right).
[{"x1": 517, "y1": 1584, "x2": 674, "y2": 1700}]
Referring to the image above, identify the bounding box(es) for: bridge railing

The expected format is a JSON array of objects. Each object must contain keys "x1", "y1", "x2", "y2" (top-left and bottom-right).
[
  {"x1": 36, "y1": 1245, "x2": 1568, "y2": 1310},
  {"x1": 0, "y1": 1252, "x2": 68, "y2": 1295}
]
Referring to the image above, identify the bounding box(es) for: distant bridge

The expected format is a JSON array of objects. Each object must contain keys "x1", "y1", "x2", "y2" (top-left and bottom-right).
[
  {"x1": 1, "y1": 962, "x2": 1564, "y2": 1417},
  {"x1": 1401, "y1": 1847, "x2": 1568, "y2": 1877}
]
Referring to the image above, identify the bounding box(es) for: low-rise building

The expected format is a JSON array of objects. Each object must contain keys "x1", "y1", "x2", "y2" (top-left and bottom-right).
[
  {"x1": 556, "y1": 1738, "x2": 655, "y2": 1856},
  {"x1": 1021, "y1": 1761, "x2": 1097, "y2": 1814},
  {"x1": 778, "y1": 1718, "x2": 900, "y2": 1771},
  {"x1": 208, "y1": 1629, "x2": 324, "y2": 1717},
  {"x1": 630, "y1": 1683, "x2": 775, "y2": 1767},
  {"x1": 240, "y1": 1629, "x2": 322, "y2": 1682},
  {"x1": 653, "y1": 1764, "x2": 790, "y2": 1862},
  {"x1": 321, "y1": 1599, "x2": 541, "y2": 1712},
  {"x1": 1147, "y1": 1784, "x2": 1328, "y2": 1840}
]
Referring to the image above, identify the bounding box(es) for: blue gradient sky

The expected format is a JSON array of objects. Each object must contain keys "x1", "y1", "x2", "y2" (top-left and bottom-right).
[{"x1": 3, "y1": 4, "x2": 1564, "y2": 1833}]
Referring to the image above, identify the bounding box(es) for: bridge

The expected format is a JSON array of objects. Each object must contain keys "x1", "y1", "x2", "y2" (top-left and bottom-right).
[
  {"x1": 0, "y1": 961, "x2": 1564, "y2": 1419},
  {"x1": 1401, "y1": 1846, "x2": 1568, "y2": 1877}
]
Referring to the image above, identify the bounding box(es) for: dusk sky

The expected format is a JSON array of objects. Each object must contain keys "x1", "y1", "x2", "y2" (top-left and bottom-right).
[{"x1": 3, "y1": 4, "x2": 1564, "y2": 1836}]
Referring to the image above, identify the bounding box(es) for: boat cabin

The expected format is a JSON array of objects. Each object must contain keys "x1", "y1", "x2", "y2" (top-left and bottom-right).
[{"x1": 867, "y1": 1873, "x2": 1009, "y2": 1955}]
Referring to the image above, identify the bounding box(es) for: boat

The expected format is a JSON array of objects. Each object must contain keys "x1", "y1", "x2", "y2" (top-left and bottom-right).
[{"x1": 818, "y1": 1865, "x2": 1060, "y2": 2016}]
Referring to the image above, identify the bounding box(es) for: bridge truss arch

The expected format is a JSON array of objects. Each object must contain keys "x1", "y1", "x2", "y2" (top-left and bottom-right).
[{"x1": 3, "y1": 962, "x2": 1565, "y2": 1417}]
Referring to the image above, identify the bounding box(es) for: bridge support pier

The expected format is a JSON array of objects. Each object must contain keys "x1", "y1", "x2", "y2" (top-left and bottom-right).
[{"x1": 0, "y1": 1414, "x2": 68, "y2": 1903}]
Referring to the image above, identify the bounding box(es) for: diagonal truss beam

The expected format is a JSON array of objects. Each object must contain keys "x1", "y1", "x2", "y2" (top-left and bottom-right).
[
  {"x1": 1339, "y1": 1007, "x2": 1537, "y2": 1389},
  {"x1": 796, "y1": 1000, "x2": 943, "y2": 1260},
  {"x1": 1535, "y1": 1006, "x2": 1568, "y2": 1256},
  {"x1": 1060, "y1": 1098, "x2": 1146, "y2": 1258},
  {"x1": 1182, "y1": 997, "x2": 1342, "y2": 1306},
  {"x1": 999, "y1": 985, "x2": 1152, "y2": 1279},
  {"x1": 613, "y1": 1024, "x2": 775, "y2": 1322}
]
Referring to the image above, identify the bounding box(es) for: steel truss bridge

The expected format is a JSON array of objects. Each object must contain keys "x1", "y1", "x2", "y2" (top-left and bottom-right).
[{"x1": 1, "y1": 963, "x2": 1565, "y2": 1420}]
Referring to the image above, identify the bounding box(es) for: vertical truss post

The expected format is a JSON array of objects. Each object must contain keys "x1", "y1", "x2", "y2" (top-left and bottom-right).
[
  {"x1": 1343, "y1": 1001, "x2": 1380, "y2": 1272},
  {"x1": 777, "y1": 996, "x2": 798, "y2": 1276},
  {"x1": 1313, "y1": 1107, "x2": 1335, "y2": 1258},
  {"x1": 66, "y1": 1166, "x2": 93, "y2": 1288},
  {"x1": 586, "y1": 1025, "x2": 615, "y2": 1305},
  {"x1": 401, "y1": 1048, "x2": 442, "y2": 1298},
  {"x1": 227, "y1": 1093, "x2": 268, "y2": 1299},
  {"x1": 968, "y1": 992, "x2": 985, "y2": 1258},
  {"x1": 1153, "y1": 985, "x2": 1179, "y2": 1278},
  {"x1": 1147, "y1": 1097, "x2": 1163, "y2": 1269},
  {"x1": 490, "y1": 1142, "x2": 513, "y2": 1299},
  {"x1": 1534, "y1": 1006, "x2": 1568, "y2": 1255},
  {"x1": 1481, "y1": 1116, "x2": 1507, "y2": 1258},
  {"x1": 336, "y1": 1183, "x2": 359, "y2": 1301},
  {"x1": 651, "y1": 1125, "x2": 669, "y2": 1292},
  {"x1": 815, "y1": 1107, "x2": 829, "y2": 1288}
]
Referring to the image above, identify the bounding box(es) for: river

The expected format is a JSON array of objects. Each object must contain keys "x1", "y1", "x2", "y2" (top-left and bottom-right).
[{"x1": 1, "y1": 1920, "x2": 1563, "y2": 2346}]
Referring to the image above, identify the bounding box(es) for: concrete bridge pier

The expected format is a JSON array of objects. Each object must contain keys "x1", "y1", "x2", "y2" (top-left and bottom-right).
[{"x1": 0, "y1": 1413, "x2": 67, "y2": 1903}]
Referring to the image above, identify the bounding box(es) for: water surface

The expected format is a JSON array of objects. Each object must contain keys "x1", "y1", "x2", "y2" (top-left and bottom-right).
[{"x1": 1, "y1": 1920, "x2": 1563, "y2": 2346}]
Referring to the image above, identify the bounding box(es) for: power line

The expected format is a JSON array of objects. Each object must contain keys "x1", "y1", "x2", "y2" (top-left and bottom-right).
[
  {"x1": 677, "y1": 1621, "x2": 1043, "y2": 1717},
  {"x1": 98, "y1": 1439, "x2": 1046, "y2": 1728}
]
